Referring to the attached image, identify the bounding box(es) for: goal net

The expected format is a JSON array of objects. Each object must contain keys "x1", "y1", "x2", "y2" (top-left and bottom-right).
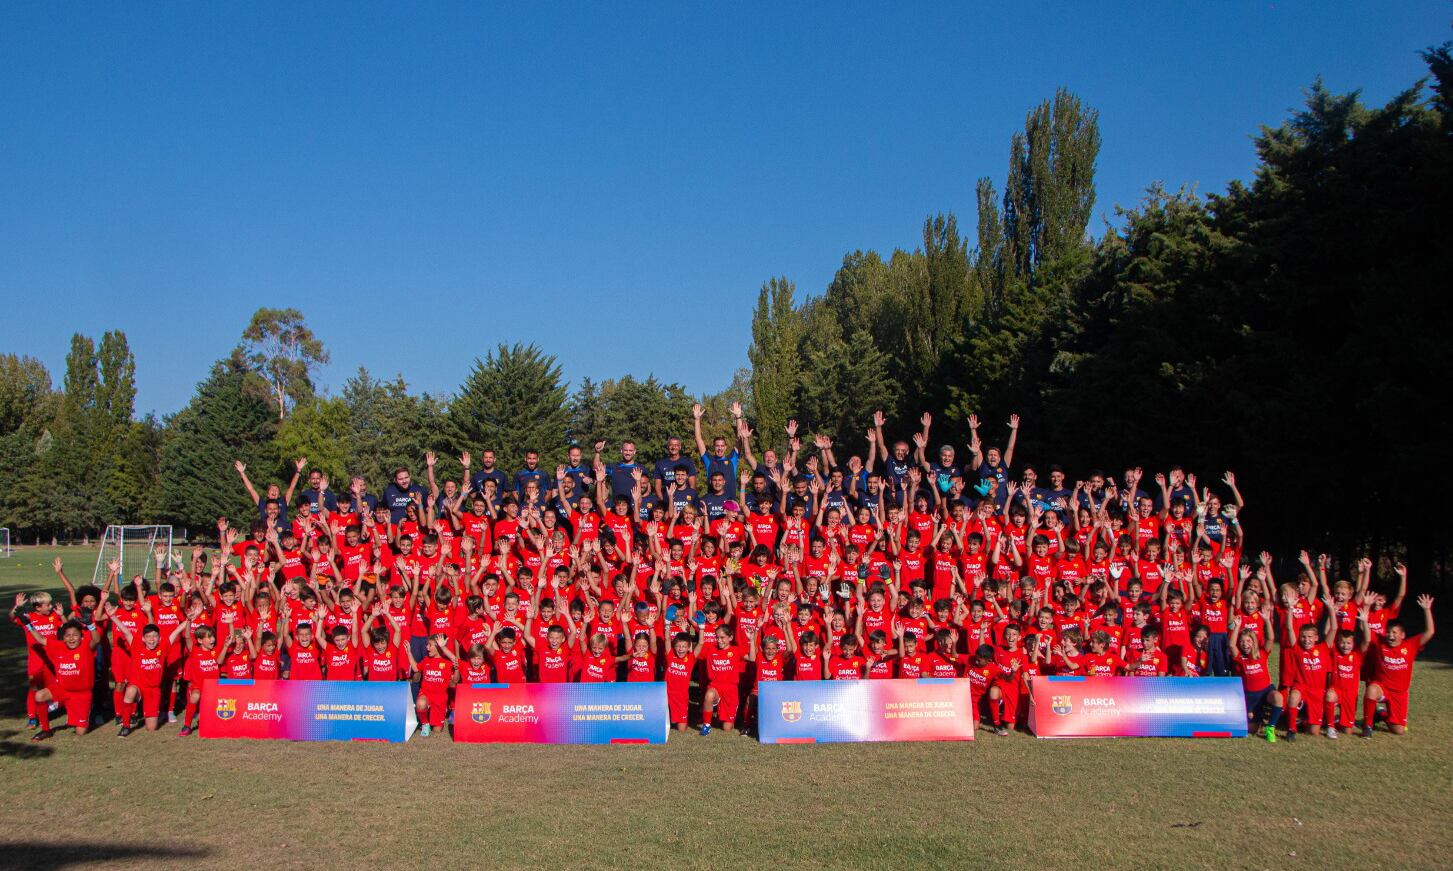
[
  {"x1": 93, "y1": 525, "x2": 175, "y2": 585},
  {"x1": 0, "y1": 528, "x2": 10, "y2": 558}
]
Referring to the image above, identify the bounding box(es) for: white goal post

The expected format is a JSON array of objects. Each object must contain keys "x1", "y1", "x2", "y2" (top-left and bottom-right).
[
  {"x1": 93, "y1": 525, "x2": 175, "y2": 585},
  {"x1": 0, "y1": 528, "x2": 10, "y2": 558}
]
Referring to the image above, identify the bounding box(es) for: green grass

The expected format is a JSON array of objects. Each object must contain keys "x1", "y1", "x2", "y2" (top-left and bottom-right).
[{"x1": 2, "y1": 545, "x2": 1451, "y2": 870}]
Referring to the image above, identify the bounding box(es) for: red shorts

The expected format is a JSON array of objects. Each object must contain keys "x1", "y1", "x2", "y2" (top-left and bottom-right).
[
  {"x1": 110, "y1": 649, "x2": 131, "y2": 683},
  {"x1": 53, "y1": 688, "x2": 93, "y2": 727},
  {"x1": 709, "y1": 681, "x2": 740, "y2": 724},
  {"x1": 1332, "y1": 679, "x2": 1359, "y2": 724},
  {"x1": 135, "y1": 685, "x2": 164, "y2": 719},
  {"x1": 1380, "y1": 687, "x2": 1410, "y2": 726},
  {"x1": 1293, "y1": 685, "x2": 1326, "y2": 724},
  {"x1": 666, "y1": 682, "x2": 690, "y2": 725}
]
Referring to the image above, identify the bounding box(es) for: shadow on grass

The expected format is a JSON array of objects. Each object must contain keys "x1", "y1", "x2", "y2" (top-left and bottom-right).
[
  {"x1": 0, "y1": 726, "x2": 54, "y2": 759},
  {"x1": 0, "y1": 842, "x2": 210, "y2": 870}
]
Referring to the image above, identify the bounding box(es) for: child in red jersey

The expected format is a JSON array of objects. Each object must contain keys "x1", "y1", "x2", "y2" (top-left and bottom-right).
[
  {"x1": 963, "y1": 645, "x2": 1007, "y2": 735},
  {"x1": 11, "y1": 587, "x2": 66, "y2": 729},
  {"x1": 826, "y1": 634, "x2": 868, "y2": 680},
  {"x1": 663, "y1": 632, "x2": 698, "y2": 731},
  {"x1": 699, "y1": 625, "x2": 746, "y2": 735},
  {"x1": 1359, "y1": 593, "x2": 1434, "y2": 738},
  {"x1": 461, "y1": 644, "x2": 492, "y2": 685},
  {"x1": 624, "y1": 634, "x2": 658, "y2": 682},
  {"x1": 179, "y1": 614, "x2": 221, "y2": 737},
  {"x1": 112, "y1": 618, "x2": 188, "y2": 735},
  {"x1": 1284, "y1": 597, "x2": 1337, "y2": 741},
  {"x1": 415, "y1": 633, "x2": 459, "y2": 737},
  {"x1": 486, "y1": 626, "x2": 530, "y2": 683},
  {"x1": 1128, "y1": 627, "x2": 1167, "y2": 676},
  {"x1": 1231, "y1": 629, "x2": 1283, "y2": 742},
  {"x1": 20, "y1": 593, "x2": 105, "y2": 741},
  {"x1": 322, "y1": 618, "x2": 362, "y2": 682}
]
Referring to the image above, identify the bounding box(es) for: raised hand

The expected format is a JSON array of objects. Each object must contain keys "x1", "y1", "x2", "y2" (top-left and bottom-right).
[
  {"x1": 1394, "y1": 562, "x2": 1407, "y2": 579},
  {"x1": 1007, "y1": 414, "x2": 1020, "y2": 430},
  {"x1": 295, "y1": 458, "x2": 308, "y2": 472},
  {"x1": 920, "y1": 411, "x2": 932, "y2": 429},
  {"x1": 785, "y1": 418, "x2": 798, "y2": 438},
  {"x1": 1221, "y1": 471, "x2": 1236, "y2": 487},
  {"x1": 911, "y1": 433, "x2": 927, "y2": 449},
  {"x1": 1417, "y1": 594, "x2": 1434, "y2": 610},
  {"x1": 460, "y1": 451, "x2": 471, "y2": 467},
  {"x1": 872, "y1": 410, "x2": 885, "y2": 428},
  {"x1": 425, "y1": 451, "x2": 437, "y2": 468},
  {"x1": 967, "y1": 413, "x2": 979, "y2": 430},
  {"x1": 692, "y1": 403, "x2": 705, "y2": 421}
]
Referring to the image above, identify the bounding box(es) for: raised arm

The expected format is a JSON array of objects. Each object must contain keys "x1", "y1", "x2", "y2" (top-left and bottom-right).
[
  {"x1": 692, "y1": 403, "x2": 708, "y2": 458},
  {"x1": 235, "y1": 460, "x2": 260, "y2": 504},
  {"x1": 1415, "y1": 593, "x2": 1435, "y2": 645},
  {"x1": 284, "y1": 458, "x2": 305, "y2": 504},
  {"x1": 1003, "y1": 414, "x2": 1020, "y2": 469}
]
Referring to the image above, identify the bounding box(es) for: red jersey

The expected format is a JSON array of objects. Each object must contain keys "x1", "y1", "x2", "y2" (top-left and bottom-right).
[
  {"x1": 44, "y1": 638, "x2": 96, "y2": 692},
  {"x1": 287, "y1": 641, "x2": 324, "y2": 680},
  {"x1": 827, "y1": 653, "x2": 866, "y2": 680},
  {"x1": 362, "y1": 644, "x2": 406, "y2": 681},
  {"x1": 535, "y1": 645, "x2": 576, "y2": 683},
  {"x1": 490, "y1": 646, "x2": 529, "y2": 683},
  {"x1": 1368, "y1": 636, "x2": 1421, "y2": 691},
  {"x1": 1232, "y1": 650, "x2": 1272, "y2": 692},
  {"x1": 1291, "y1": 643, "x2": 1332, "y2": 689},
  {"x1": 664, "y1": 650, "x2": 697, "y2": 684},
  {"x1": 323, "y1": 644, "x2": 360, "y2": 680},
  {"x1": 578, "y1": 651, "x2": 617, "y2": 683},
  {"x1": 705, "y1": 645, "x2": 744, "y2": 684}
]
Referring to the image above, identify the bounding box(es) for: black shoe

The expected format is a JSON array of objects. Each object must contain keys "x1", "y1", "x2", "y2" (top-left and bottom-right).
[
  {"x1": 1285, "y1": 730, "x2": 1296, "y2": 742},
  {"x1": 31, "y1": 729, "x2": 53, "y2": 742},
  {"x1": 118, "y1": 726, "x2": 133, "y2": 738},
  {"x1": 1360, "y1": 725, "x2": 1373, "y2": 739}
]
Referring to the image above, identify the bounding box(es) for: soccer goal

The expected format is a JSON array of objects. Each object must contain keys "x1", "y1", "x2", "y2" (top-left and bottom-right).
[
  {"x1": 0, "y1": 528, "x2": 10, "y2": 558},
  {"x1": 92, "y1": 524, "x2": 174, "y2": 585}
]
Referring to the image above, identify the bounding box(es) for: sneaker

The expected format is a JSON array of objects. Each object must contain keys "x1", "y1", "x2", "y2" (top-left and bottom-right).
[
  {"x1": 1360, "y1": 725, "x2": 1373, "y2": 739},
  {"x1": 1325, "y1": 727, "x2": 1339, "y2": 740},
  {"x1": 1264, "y1": 726, "x2": 1277, "y2": 743},
  {"x1": 1285, "y1": 730, "x2": 1296, "y2": 742},
  {"x1": 118, "y1": 726, "x2": 133, "y2": 738},
  {"x1": 700, "y1": 724, "x2": 711, "y2": 736},
  {"x1": 177, "y1": 726, "x2": 193, "y2": 737},
  {"x1": 31, "y1": 729, "x2": 53, "y2": 742},
  {"x1": 420, "y1": 724, "x2": 431, "y2": 737},
  {"x1": 995, "y1": 725, "x2": 1009, "y2": 737},
  {"x1": 168, "y1": 711, "x2": 178, "y2": 724},
  {"x1": 26, "y1": 717, "x2": 37, "y2": 729}
]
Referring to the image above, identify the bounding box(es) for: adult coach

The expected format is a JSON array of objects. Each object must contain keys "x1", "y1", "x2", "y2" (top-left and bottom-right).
[{"x1": 382, "y1": 465, "x2": 429, "y2": 523}]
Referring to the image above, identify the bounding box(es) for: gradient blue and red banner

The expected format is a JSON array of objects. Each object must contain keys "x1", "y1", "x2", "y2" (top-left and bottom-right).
[
  {"x1": 1028, "y1": 676, "x2": 1248, "y2": 738},
  {"x1": 758, "y1": 679, "x2": 977, "y2": 744},
  {"x1": 200, "y1": 679, "x2": 416, "y2": 742},
  {"x1": 452, "y1": 682, "x2": 668, "y2": 744}
]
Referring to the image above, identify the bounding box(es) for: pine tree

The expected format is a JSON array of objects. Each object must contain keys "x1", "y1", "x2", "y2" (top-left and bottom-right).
[
  {"x1": 447, "y1": 344, "x2": 569, "y2": 469},
  {"x1": 158, "y1": 358, "x2": 279, "y2": 531},
  {"x1": 747, "y1": 277, "x2": 804, "y2": 447}
]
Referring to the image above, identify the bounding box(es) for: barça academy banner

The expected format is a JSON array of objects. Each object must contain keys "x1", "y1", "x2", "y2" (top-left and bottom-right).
[
  {"x1": 200, "y1": 679, "x2": 417, "y2": 742},
  {"x1": 1028, "y1": 676, "x2": 1248, "y2": 738},
  {"x1": 452, "y1": 682, "x2": 669, "y2": 744},
  {"x1": 758, "y1": 678, "x2": 977, "y2": 744}
]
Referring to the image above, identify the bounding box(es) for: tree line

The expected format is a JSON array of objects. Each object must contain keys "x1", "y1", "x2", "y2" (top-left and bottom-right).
[{"x1": 2, "y1": 40, "x2": 1448, "y2": 584}]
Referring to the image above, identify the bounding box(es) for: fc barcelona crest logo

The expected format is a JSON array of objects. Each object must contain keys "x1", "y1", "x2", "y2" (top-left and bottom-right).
[
  {"x1": 1051, "y1": 695, "x2": 1073, "y2": 716},
  {"x1": 216, "y1": 698, "x2": 237, "y2": 721},
  {"x1": 470, "y1": 701, "x2": 492, "y2": 724},
  {"x1": 780, "y1": 700, "x2": 802, "y2": 723}
]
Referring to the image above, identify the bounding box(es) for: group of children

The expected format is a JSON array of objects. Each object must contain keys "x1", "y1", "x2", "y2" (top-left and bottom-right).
[{"x1": 8, "y1": 408, "x2": 1436, "y2": 742}]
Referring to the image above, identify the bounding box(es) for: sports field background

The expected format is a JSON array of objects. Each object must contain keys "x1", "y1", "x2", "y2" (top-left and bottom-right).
[{"x1": 1, "y1": 545, "x2": 1450, "y2": 870}]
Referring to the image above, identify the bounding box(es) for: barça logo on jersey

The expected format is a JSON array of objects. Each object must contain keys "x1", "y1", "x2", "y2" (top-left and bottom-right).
[
  {"x1": 216, "y1": 698, "x2": 237, "y2": 721},
  {"x1": 470, "y1": 701, "x2": 492, "y2": 724},
  {"x1": 1051, "y1": 695, "x2": 1073, "y2": 716},
  {"x1": 780, "y1": 700, "x2": 803, "y2": 723}
]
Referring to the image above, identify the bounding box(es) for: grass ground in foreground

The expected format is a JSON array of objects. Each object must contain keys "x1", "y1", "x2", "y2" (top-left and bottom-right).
[{"x1": 1, "y1": 545, "x2": 1450, "y2": 870}]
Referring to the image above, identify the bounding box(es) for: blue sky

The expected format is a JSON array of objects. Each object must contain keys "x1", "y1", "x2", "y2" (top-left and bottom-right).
[{"x1": 2, "y1": 3, "x2": 1447, "y2": 418}]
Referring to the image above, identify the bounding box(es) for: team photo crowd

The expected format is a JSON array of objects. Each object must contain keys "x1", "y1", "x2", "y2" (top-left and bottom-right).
[{"x1": 10, "y1": 406, "x2": 1434, "y2": 744}]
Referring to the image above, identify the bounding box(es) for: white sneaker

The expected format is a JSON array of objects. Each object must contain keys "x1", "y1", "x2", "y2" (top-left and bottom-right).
[
  {"x1": 168, "y1": 711, "x2": 178, "y2": 724},
  {"x1": 1325, "y1": 727, "x2": 1339, "y2": 739}
]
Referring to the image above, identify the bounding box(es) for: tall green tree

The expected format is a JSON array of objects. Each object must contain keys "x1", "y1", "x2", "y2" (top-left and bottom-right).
[
  {"x1": 0, "y1": 355, "x2": 57, "y2": 539},
  {"x1": 747, "y1": 277, "x2": 804, "y2": 448},
  {"x1": 158, "y1": 357, "x2": 279, "y2": 531},
  {"x1": 238, "y1": 307, "x2": 330, "y2": 420},
  {"x1": 447, "y1": 344, "x2": 569, "y2": 469},
  {"x1": 568, "y1": 375, "x2": 694, "y2": 463},
  {"x1": 340, "y1": 368, "x2": 451, "y2": 486}
]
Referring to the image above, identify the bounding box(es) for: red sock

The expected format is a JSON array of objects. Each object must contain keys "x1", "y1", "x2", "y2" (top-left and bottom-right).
[
  {"x1": 1363, "y1": 698, "x2": 1377, "y2": 726},
  {"x1": 990, "y1": 699, "x2": 1003, "y2": 725},
  {"x1": 112, "y1": 689, "x2": 125, "y2": 719},
  {"x1": 26, "y1": 688, "x2": 37, "y2": 719},
  {"x1": 1287, "y1": 707, "x2": 1298, "y2": 733},
  {"x1": 184, "y1": 699, "x2": 198, "y2": 728},
  {"x1": 119, "y1": 699, "x2": 135, "y2": 725},
  {"x1": 37, "y1": 703, "x2": 50, "y2": 732}
]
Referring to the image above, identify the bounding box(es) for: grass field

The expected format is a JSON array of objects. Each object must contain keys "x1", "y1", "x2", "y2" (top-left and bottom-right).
[{"x1": 1, "y1": 545, "x2": 1450, "y2": 870}]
